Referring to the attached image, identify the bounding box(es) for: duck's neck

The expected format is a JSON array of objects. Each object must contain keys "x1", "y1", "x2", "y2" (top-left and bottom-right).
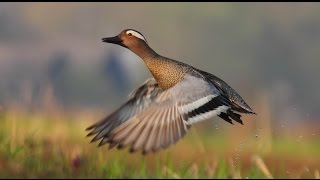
[
  {"x1": 129, "y1": 44, "x2": 185, "y2": 90},
  {"x1": 129, "y1": 42, "x2": 159, "y2": 60}
]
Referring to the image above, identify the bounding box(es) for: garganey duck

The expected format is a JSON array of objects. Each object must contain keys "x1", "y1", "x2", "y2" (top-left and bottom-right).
[{"x1": 86, "y1": 29, "x2": 256, "y2": 155}]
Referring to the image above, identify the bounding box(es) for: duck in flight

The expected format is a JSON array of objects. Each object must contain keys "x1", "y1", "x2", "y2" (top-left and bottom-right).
[{"x1": 86, "y1": 29, "x2": 256, "y2": 155}]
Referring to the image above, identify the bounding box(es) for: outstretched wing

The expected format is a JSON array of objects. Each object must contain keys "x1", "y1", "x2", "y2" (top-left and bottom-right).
[
  {"x1": 87, "y1": 77, "x2": 194, "y2": 154},
  {"x1": 86, "y1": 78, "x2": 162, "y2": 146},
  {"x1": 106, "y1": 95, "x2": 191, "y2": 154},
  {"x1": 87, "y1": 75, "x2": 245, "y2": 154}
]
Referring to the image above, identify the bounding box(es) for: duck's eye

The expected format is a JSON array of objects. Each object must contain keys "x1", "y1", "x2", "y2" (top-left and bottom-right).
[{"x1": 127, "y1": 33, "x2": 132, "y2": 36}]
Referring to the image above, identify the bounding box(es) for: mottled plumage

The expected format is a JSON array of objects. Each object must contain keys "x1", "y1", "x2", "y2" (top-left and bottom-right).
[{"x1": 86, "y1": 29, "x2": 256, "y2": 155}]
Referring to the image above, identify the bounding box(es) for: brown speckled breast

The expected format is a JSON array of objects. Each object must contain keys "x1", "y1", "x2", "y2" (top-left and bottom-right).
[{"x1": 144, "y1": 58, "x2": 187, "y2": 90}]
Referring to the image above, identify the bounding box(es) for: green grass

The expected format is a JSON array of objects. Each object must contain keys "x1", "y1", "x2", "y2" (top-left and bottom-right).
[{"x1": 0, "y1": 110, "x2": 319, "y2": 178}]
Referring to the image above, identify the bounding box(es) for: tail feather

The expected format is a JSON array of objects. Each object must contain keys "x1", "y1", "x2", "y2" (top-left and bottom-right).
[
  {"x1": 228, "y1": 110, "x2": 243, "y2": 125},
  {"x1": 218, "y1": 112, "x2": 233, "y2": 125},
  {"x1": 218, "y1": 109, "x2": 243, "y2": 125}
]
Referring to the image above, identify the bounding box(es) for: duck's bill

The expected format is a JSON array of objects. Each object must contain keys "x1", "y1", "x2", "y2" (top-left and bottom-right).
[{"x1": 102, "y1": 36, "x2": 126, "y2": 48}]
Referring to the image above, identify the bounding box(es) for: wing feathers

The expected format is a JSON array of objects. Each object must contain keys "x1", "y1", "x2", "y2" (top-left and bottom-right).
[{"x1": 87, "y1": 74, "x2": 253, "y2": 155}]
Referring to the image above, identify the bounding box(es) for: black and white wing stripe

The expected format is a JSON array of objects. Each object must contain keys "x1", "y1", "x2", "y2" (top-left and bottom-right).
[{"x1": 178, "y1": 93, "x2": 244, "y2": 125}]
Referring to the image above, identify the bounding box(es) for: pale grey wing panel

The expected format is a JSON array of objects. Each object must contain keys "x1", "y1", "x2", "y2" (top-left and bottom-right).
[
  {"x1": 172, "y1": 75, "x2": 246, "y2": 125},
  {"x1": 86, "y1": 78, "x2": 162, "y2": 145},
  {"x1": 171, "y1": 75, "x2": 232, "y2": 124}
]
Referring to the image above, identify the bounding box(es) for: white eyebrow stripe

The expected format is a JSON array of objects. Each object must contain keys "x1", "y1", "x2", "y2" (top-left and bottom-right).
[{"x1": 126, "y1": 30, "x2": 147, "y2": 42}]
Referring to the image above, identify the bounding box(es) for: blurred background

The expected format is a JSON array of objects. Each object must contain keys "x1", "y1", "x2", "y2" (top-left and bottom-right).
[
  {"x1": 1, "y1": 2, "x2": 320, "y2": 119},
  {"x1": 0, "y1": 2, "x2": 319, "y2": 178}
]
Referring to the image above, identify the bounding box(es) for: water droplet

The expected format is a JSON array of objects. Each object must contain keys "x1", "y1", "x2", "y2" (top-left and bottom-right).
[
  {"x1": 305, "y1": 167, "x2": 309, "y2": 172},
  {"x1": 259, "y1": 127, "x2": 262, "y2": 130},
  {"x1": 286, "y1": 170, "x2": 290, "y2": 174},
  {"x1": 281, "y1": 124, "x2": 285, "y2": 128},
  {"x1": 255, "y1": 134, "x2": 258, "y2": 138}
]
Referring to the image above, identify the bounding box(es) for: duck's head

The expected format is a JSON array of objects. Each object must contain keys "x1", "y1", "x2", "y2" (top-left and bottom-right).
[{"x1": 102, "y1": 29, "x2": 148, "y2": 49}]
